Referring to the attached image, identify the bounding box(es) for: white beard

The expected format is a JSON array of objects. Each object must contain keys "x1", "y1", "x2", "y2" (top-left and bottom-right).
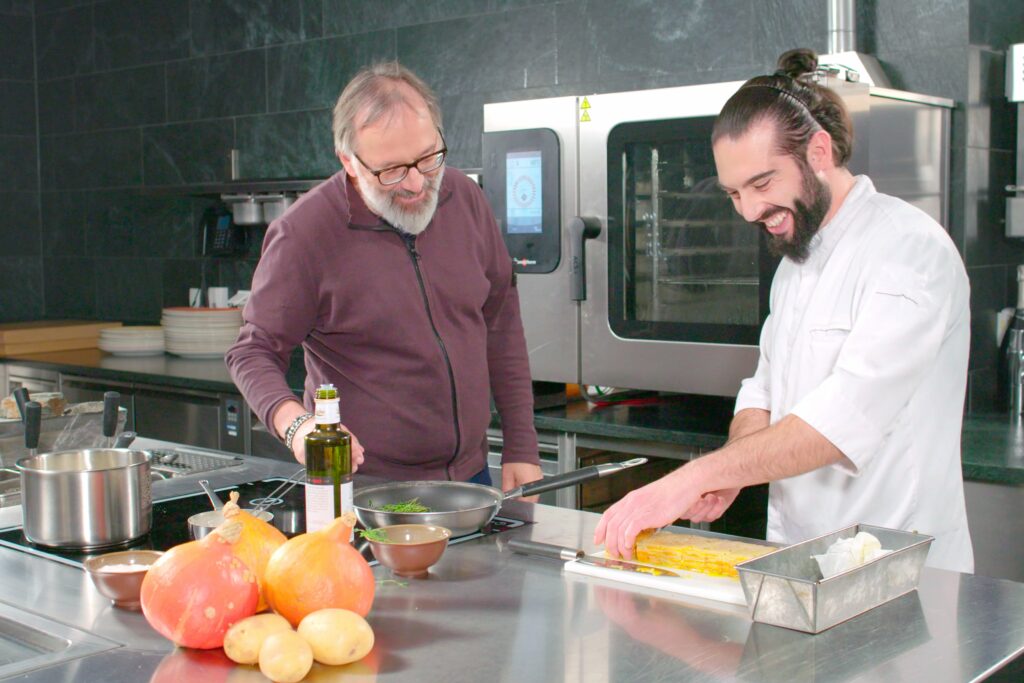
[{"x1": 357, "y1": 166, "x2": 444, "y2": 235}]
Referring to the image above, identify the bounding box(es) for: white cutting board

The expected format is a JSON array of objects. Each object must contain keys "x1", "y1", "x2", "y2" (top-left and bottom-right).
[{"x1": 563, "y1": 559, "x2": 748, "y2": 606}]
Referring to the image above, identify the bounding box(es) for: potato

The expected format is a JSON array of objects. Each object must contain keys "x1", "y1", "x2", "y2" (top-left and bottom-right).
[
  {"x1": 223, "y1": 613, "x2": 293, "y2": 665},
  {"x1": 297, "y1": 609, "x2": 375, "y2": 666},
  {"x1": 258, "y1": 630, "x2": 313, "y2": 683}
]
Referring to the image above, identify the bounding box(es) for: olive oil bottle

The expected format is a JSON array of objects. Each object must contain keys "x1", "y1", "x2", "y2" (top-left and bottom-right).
[{"x1": 304, "y1": 383, "x2": 352, "y2": 533}]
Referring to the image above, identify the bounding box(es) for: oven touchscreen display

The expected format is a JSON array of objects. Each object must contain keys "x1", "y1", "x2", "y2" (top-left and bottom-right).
[{"x1": 506, "y1": 150, "x2": 543, "y2": 234}]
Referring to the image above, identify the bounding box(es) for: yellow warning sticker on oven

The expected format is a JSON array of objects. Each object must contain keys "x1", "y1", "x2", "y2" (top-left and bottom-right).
[{"x1": 580, "y1": 97, "x2": 591, "y2": 123}]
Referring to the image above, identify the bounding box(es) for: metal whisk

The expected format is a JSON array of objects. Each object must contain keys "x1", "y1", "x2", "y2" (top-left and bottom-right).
[{"x1": 250, "y1": 468, "x2": 306, "y2": 513}]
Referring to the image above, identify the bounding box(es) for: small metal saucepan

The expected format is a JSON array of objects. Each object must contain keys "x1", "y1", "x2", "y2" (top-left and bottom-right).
[
  {"x1": 354, "y1": 458, "x2": 647, "y2": 537},
  {"x1": 188, "y1": 508, "x2": 274, "y2": 540},
  {"x1": 16, "y1": 448, "x2": 153, "y2": 550}
]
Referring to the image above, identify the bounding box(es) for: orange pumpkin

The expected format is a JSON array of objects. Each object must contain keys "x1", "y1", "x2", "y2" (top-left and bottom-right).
[
  {"x1": 140, "y1": 522, "x2": 259, "y2": 649},
  {"x1": 221, "y1": 491, "x2": 287, "y2": 611},
  {"x1": 263, "y1": 512, "x2": 375, "y2": 626}
]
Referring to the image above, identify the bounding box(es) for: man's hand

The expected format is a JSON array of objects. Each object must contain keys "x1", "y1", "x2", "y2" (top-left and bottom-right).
[
  {"x1": 501, "y1": 462, "x2": 544, "y2": 502},
  {"x1": 289, "y1": 419, "x2": 366, "y2": 469},
  {"x1": 682, "y1": 487, "x2": 741, "y2": 524},
  {"x1": 272, "y1": 399, "x2": 365, "y2": 469},
  {"x1": 593, "y1": 467, "x2": 703, "y2": 559}
]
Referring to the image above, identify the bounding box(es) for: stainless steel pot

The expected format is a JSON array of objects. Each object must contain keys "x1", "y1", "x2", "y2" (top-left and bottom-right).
[
  {"x1": 354, "y1": 458, "x2": 646, "y2": 537},
  {"x1": 16, "y1": 448, "x2": 153, "y2": 550}
]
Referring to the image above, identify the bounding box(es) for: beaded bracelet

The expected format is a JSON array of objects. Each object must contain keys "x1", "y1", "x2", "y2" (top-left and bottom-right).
[{"x1": 283, "y1": 412, "x2": 314, "y2": 452}]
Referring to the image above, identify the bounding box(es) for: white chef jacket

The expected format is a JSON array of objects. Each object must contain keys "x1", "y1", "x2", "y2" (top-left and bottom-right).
[{"x1": 734, "y1": 176, "x2": 974, "y2": 573}]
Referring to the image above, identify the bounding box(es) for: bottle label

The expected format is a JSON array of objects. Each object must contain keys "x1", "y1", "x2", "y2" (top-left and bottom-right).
[
  {"x1": 305, "y1": 482, "x2": 335, "y2": 532},
  {"x1": 341, "y1": 479, "x2": 354, "y2": 542},
  {"x1": 314, "y1": 398, "x2": 340, "y2": 425},
  {"x1": 340, "y1": 479, "x2": 354, "y2": 514}
]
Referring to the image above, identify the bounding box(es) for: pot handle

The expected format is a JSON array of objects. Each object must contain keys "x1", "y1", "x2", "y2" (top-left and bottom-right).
[
  {"x1": 24, "y1": 401, "x2": 41, "y2": 453},
  {"x1": 503, "y1": 457, "x2": 648, "y2": 500},
  {"x1": 113, "y1": 431, "x2": 137, "y2": 449},
  {"x1": 12, "y1": 387, "x2": 29, "y2": 422},
  {"x1": 102, "y1": 392, "x2": 120, "y2": 439}
]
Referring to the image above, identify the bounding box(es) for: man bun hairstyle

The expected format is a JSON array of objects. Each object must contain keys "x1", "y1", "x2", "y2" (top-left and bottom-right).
[
  {"x1": 712, "y1": 48, "x2": 854, "y2": 167},
  {"x1": 332, "y1": 61, "x2": 443, "y2": 157}
]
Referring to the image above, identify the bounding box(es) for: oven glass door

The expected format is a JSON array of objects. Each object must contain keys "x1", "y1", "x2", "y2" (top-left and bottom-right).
[{"x1": 606, "y1": 116, "x2": 776, "y2": 345}]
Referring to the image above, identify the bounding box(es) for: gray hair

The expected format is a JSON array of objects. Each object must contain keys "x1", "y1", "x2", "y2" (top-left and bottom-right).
[{"x1": 332, "y1": 61, "x2": 443, "y2": 156}]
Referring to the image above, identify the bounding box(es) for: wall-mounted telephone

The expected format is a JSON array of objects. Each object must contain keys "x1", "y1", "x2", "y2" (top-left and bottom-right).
[{"x1": 200, "y1": 206, "x2": 248, "y2": 257}]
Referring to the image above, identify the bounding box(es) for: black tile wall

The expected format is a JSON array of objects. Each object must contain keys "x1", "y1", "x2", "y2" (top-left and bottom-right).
[
  {"x1": 400, "y1": 6, "x2": 557, "y2": 97},
  {"x1": 322, "y1": 0, "x2": 496, "y2": 36},
  {"x1": 167, "y1": 51, "x2": 267, "y2": 121},
  {"x1": 43, "y1": 129, "x2": 142, "y2": 190},
  {"x1": 266, "y1": 32, "x2": 395, "y2": 113},
  {"x1": 0, "y1": 192, "x2": 41, "y2": 257},
  {"x1": 41, "y1": 190, "x2": 90, "y2": 257},
  {"x1": 0, "y1": 13, "x2": 33, "y2": 80},
  {"x1": 43, "y1": 257, "x2": 97, "y2": 319},
  {"x1": 0, "y1": 81, "x2": 36, "y2": 135},
  {"x1": 93, "y1": 256, "x2": 165, "y2": 322},
  {"x1": 142, "y1": 120, "x2": 234, "y2": 186},
  {"x1": 190, "y1": 0, "x2": 323, "y2": 55},
  {"x1": 871, "y1": 0, "x2": 969, "y2": 51},
  {"x1": 35, "y1": 5, "x2": 94, "y2": 80},
  {"x1": 3, "y1": 0, "x2": 1022, "y2": 401},
  {"x1": 74, "y1": 65, "x2": 166, "y2": 131},
  {"x1": 557, "y1": 0, "x2": 754, "y2": 90},
  {"x1": 0, "y1": 1, "x2": 32, "y2": 14},
  {"x1": 1, "y1": 7, "x2": 39, "y2": 322},
  {"x1": 37, "y1": 78, "x2": 74, "y2": 135},
  {"x1": 93, "y1": 0, "x2": 190, "y2": 71},
  {"x1": 235, "y1": 109, "x2": 337, "y2": 178},
  {"x1": 0, "y1": 135, "x2": 38, "y2": 192},
  {"x1": 0, "y1": 258, "x2": 43, "y2": 321},
  {"x1": 968, "y1": 0, "x2": 1024, "y2": 50}
]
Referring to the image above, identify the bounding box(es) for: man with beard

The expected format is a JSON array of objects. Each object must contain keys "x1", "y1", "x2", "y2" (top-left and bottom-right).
[
  {"x1": 227, "y1": 62, "x2": 543, "y2": 491},
  {"x1": 595, "y1": 48, "x2": 974, "y2": 573}
]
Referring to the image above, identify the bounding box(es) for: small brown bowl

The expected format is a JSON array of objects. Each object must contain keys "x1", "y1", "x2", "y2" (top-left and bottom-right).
[
  {"x1": 83, "y1": 549, "x2": 164, "y2": 610},
  {"x1": 367, "y1": 524, "x2": 451, "y2": 578}
]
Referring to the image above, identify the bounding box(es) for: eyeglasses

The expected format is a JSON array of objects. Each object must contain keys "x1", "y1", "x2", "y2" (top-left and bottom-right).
[{"x1": 353, "y1": 130, "x2": 448, "y2": 186}]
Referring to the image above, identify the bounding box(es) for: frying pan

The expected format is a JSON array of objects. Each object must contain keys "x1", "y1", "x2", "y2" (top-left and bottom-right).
[{"x1": 354, "y1": 457, "x2": 647, "y2": 537}]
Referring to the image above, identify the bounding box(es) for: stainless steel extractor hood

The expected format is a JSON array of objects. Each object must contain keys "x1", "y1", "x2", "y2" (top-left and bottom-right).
[{"x1": 819, "y1": 0, "x2": 892, "y2": 88}]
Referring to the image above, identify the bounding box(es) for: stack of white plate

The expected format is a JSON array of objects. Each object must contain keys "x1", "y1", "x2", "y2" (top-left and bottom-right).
[
  {"x1": 98, "y1": 326, "x2": 166, "y2": 357},
  {"x1": 161, "y1": 307, "x2": 243, "y2": 359}
]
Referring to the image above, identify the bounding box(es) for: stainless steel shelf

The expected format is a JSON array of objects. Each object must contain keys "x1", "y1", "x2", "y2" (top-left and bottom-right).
[{"x1": 142, "y1": 177, "x2": 327, "y2": 197}]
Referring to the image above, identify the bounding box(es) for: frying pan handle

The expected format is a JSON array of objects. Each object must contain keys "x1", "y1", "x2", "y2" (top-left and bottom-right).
[
  {"x1": 507, "y1": 539, "x2": 583, "y2": 561},
  {"x1": 505, "y1": 457, "x2": 648, "y2": 499}
]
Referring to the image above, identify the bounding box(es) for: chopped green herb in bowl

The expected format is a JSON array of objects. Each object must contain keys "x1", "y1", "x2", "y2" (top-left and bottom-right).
[{"x1": 359, "y1": 528, "x2": 389, "y2": 543}]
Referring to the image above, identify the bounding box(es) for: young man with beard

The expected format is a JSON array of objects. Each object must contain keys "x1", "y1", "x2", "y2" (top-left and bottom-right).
[
  {"x1": 226, "y1": 62, "x2": 543, "y2": 491},
  {"x1": 595, "y1": 49, "x2": 974, "y2": 573}
]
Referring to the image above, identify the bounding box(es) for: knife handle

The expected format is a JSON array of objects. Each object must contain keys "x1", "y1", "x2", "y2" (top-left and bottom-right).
[{"x1": 507, "y1": 539, "x2": 584, "y2": 561}]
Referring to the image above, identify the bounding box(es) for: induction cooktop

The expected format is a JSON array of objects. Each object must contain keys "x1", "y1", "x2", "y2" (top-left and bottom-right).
[{"x1": 0, "y1": 478, "x2": 527, "y2": 569}]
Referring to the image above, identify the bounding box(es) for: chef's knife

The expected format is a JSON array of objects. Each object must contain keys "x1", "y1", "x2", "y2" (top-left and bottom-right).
[{"x1": 507, "y1": 538, "x2": 687, "y2": 578}]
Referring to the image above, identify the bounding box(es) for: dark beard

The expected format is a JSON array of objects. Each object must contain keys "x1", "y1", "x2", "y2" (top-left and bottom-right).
[{"x1": 761, "y1": 165, "x2": 831, "y2": 263}]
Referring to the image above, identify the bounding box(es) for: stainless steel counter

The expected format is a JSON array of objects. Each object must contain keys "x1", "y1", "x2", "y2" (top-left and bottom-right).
[{"x1": 0, "y1": 440, "x2": 1021, "y2": 682}]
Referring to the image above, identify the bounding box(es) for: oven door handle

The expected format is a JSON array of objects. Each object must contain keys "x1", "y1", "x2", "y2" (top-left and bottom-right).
[{"x1": 569, "y1": 216, "x2": 601, "y2": 301}]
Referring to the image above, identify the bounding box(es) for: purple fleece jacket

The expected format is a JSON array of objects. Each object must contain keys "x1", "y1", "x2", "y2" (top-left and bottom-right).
[{"x1": 225, "y1": 168, "x2": 539, "y2": 481}]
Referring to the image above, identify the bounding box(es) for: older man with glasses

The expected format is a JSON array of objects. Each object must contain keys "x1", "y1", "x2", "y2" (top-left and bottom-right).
[{"x1": 227, "y1": 62, "x2": 543, "y2": 492}]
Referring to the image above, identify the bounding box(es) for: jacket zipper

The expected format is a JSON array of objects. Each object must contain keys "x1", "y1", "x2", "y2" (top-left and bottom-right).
[{"x1": 400, "y1": 233, "x2": 461, "y2": 479}]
